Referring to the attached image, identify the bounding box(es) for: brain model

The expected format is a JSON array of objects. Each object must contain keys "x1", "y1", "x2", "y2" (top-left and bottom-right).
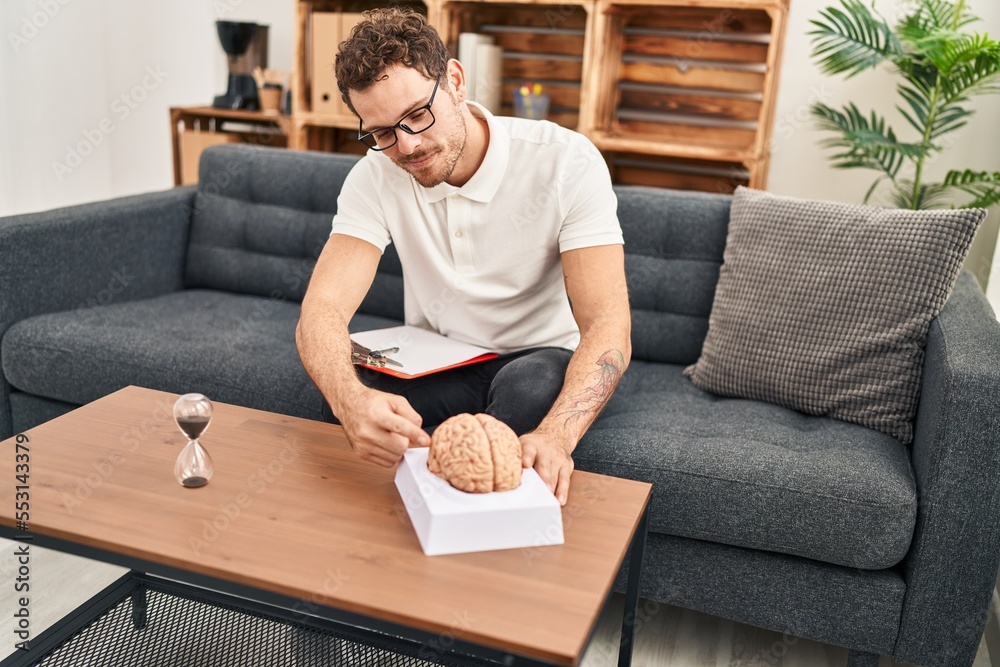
[{"x1": 428, "y1": 414, "x2": 522, "y2": 493}]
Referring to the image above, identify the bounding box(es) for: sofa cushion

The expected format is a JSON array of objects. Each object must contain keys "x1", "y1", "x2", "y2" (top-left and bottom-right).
[
  {"x1": 1, "y1": 290, "x2": 402, "y2": 419},
  {"x1": 577, "y1": 360, "x2": 917, "y2": 570},
  {"x1": 616, "y1": 186, "x2": 731, "y2": 366},
  {"x1": 183, "y1": 144, "x2": 406, "y2": 321},
  {"x1": 196, "y1": 144, "x2": 353, "y2": 212},
  {"x1": 185, "y1": 192, "x2": 334, "y2": 301},
  {"x1": 683, "y1": 187, "x2": 985, "y2": 444}
]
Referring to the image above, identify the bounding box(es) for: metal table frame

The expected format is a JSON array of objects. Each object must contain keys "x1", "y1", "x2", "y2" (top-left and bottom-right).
[{"x1": 0, "y1": 503, "x2": 648, "y2": 667}]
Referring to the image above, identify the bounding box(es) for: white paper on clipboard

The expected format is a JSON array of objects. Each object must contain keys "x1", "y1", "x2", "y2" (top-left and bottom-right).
[{"x1": 350, "y1": 326, "x2": 497, "y2": 377}]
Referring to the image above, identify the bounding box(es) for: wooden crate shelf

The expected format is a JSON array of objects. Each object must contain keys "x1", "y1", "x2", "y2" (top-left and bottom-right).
[
  {"x1": 295, "y1": 124, "x2": 370, "y2": 154},
  {"x1": 438, "y1": 1, "x2": 594, "y2": 130},
  {"x1": 290, "y1": 0, "x2": 788, "y2": 188},
  {"x1": 606, "y1": 152, "x2": 751, "y2": 193},
  {"x1": 592, "y1": 132, "x2": 753, "y2": 163},
  {"x1": 587, "y1": 1, "x2": 783, "y2": 183}
]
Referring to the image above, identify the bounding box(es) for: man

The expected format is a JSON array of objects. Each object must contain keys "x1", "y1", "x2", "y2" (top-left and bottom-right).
[{"x1": 296, "y1": 8, "x2": 630, "y2": 505}]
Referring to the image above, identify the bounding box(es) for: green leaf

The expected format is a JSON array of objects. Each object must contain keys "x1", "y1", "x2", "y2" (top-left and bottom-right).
[
  {"x1": 962, "y1": 189, "x2": 1000, "y2": 209},
  {"x1": 863, "y1": 175, "x2": 886, "y2": 203},
  {"x1": 938, "y1": 47, "x2": 1000, "y2": 104},
  {"x1": 944, "y1": 169, "x2": 1000, "y2": 187},
  {"x1": 941, "y1": 33, "x2": 997, "y2": 69},
  {"x1": 930, "y1": 104, "x2": 971, "y2": 137},
  {"x1": 943, "y1": 169, "x2": 1000, "y2": 208},
  {"x1": 902, "y1": 0, "x2": 978, "y2": 33},
  {"x1": 811, "y1": 102, "x2": 927, "y2": 179},
  {"x1": 893, "y1": 180, "x2": 952, "y2": 210},
  {"x1": 809, "y1": 0, "x2": 902, "y2": 77},
  {"x1": 896, "y1": 83, "x2": 931, "y2": 132},
  {"x1": 897, "y1": 18, "x2": 944, "y2": 58}
]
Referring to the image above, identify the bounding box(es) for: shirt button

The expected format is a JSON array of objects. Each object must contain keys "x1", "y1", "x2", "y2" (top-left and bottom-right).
[
  {"x1": 450, "y1": 194, "x2": 460, "y2": 200},
  {"x1": 454, "y1": 231, "x2": 463, "y2": 238}
]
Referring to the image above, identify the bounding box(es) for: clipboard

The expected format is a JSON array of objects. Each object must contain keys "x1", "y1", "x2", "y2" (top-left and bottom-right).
[{"x1": 350, "y1": 326, "x2": 499, "y2": 380}]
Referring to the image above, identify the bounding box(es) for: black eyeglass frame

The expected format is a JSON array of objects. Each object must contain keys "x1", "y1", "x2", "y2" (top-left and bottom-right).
[{"x1": 357, "y1": 77, "x2": 441, "y2": 151}]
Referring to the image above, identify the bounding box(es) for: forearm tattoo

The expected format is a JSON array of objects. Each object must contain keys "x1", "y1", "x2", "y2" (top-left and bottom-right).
[{"x1": 555, "y1": 350, "x2": 625, "y2": 427}]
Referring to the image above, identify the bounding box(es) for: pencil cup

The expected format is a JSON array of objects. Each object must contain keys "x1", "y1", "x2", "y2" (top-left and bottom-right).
[
  {"x1": 258, "y1": 84, "x2": 282, "y2": 114},
  {"x1": 513, "y1": 92, "x2": 550, "y2": 121}
]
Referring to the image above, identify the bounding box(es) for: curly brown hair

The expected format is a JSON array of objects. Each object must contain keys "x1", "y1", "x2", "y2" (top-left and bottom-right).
[{"x1": 334, "y1": 8, "x2": 450, "y2": 116}]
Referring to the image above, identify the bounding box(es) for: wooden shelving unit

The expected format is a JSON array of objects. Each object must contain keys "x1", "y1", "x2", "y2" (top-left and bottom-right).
[
  {"x1": 436, "y1": 0, "x2": 594, "y2": 130},
  {"x1": 291, "y1": 0, "x2": 789, "y2": 193},
  {"x1": 587, "y1": 0, "x2": 787, "y2": 190},
  {"x1": 169, "y1": 106, "x2": 291, "y2": 186},
  {"x1": 290, "y1": 0, "x2": 431, "y2": 151}
]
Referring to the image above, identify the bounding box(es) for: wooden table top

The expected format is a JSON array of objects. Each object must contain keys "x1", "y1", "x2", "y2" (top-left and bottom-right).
[{"x1": 0, "y1": 386, "x2": 651, "y2": 665}]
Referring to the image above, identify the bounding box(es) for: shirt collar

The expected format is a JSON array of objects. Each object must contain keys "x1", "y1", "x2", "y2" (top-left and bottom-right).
[{"x1": 420, "y1": 102, "x2": 509, "y2": 204}]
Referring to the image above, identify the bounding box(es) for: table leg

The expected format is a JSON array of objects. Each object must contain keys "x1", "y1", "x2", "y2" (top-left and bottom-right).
[
  {"x1": 618, "y1": 502, "x2": 649, "y2": 667},
  {"x1": 131, "y1": 586, "x2": 148, "y2": 630}
]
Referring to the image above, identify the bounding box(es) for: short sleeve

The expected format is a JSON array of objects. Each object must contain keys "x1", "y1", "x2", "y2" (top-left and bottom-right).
[
  {"x1": 557, "y1": 136, "x2": 623, "y2": 253},
  {"x1": 330, "y1": 157, "x2": 392, "y2": 252}
]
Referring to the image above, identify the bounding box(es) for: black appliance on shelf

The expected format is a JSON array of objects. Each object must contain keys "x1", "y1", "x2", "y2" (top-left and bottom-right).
[{"x1": 213, "y1": 21, "x2": 269, "y2": 111}]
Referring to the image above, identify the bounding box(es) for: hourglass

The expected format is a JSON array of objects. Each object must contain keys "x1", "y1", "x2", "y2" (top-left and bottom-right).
[{"x1": 173, "y1": 393, "x2": 214, "y2": 488}]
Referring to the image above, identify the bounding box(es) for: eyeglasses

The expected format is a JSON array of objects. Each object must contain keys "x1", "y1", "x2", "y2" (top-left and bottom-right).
[{"x1": 358, "y1": 77, "x2": 440, "y2": 151}]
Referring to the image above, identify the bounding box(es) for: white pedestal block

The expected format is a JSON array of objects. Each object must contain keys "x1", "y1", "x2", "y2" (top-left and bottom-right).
[{"x1": 394, "y1": 448, "x2": 564, "y2": 556}]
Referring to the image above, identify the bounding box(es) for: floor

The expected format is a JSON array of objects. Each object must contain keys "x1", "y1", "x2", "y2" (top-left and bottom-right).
[{"x1": 0, "y1": 539, "x2": 990, "y2": 666}]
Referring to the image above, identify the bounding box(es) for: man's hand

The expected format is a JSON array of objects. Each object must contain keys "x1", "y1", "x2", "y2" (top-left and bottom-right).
[
  {"x1": 337, "y1": 387, "x2": 429, "y2": 467},
  {"x1": 520, "y1": 432, "x2": 574, "y2": 506}
]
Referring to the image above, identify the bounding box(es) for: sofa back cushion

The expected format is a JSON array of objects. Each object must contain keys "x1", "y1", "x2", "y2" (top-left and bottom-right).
[
  {"x1": 184, "y1": 144, "x2": 403, "y2": 319},
  {"x1": 616, "y1": 186, "x2": 731, "y2": 365}
]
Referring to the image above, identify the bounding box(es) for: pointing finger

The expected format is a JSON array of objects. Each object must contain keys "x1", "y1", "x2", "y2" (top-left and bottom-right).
[{"x1": 385, "y1": 398, "x2": 429, "y2": 446}]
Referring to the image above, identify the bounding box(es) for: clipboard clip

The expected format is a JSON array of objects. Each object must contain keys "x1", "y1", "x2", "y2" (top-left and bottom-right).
[{"x1": 351, "y1": 341, "x2": 403, "y2": 368}]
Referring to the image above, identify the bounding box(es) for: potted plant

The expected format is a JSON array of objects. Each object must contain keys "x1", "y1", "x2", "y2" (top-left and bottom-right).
[{"x1": 809, "y1": 0, "x2": 1000, "y2": 209}]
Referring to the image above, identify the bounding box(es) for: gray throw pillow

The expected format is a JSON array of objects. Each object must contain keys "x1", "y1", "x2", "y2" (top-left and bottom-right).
[{"x1": 684, "y1": 186, "x2": 986, "y2": 444}]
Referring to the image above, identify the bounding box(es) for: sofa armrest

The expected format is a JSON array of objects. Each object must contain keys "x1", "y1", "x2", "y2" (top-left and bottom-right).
[
  {"x1": 894, "y1": 270, "x2": 1000, "y2": 665},
  {"x1": 0, "y1": 186, "x2": 195, "y2": 436}
]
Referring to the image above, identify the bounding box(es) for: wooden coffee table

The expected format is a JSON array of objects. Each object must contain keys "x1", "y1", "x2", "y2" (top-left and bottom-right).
[{"x1": 0, "y1": 386, "x2": 650, "y2": 666}]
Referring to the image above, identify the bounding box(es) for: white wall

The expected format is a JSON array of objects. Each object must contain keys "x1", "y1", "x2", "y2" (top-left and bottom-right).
[
  {"x1": 0, "y1": 0, "x2": 292, "y2": 217},
  {"x1": 1, "y1": 0, "x2": 999, "y2": 303}
]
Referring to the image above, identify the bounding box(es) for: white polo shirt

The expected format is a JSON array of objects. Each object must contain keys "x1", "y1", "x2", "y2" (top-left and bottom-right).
[{"x1": 330, "y1": 102, "x2": 623, "y2": 353}]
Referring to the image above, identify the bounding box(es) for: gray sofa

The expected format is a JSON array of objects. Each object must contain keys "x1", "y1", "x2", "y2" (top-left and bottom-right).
[{"x1": 2, "y1": 144, "x2": 999, "y2": 666}]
